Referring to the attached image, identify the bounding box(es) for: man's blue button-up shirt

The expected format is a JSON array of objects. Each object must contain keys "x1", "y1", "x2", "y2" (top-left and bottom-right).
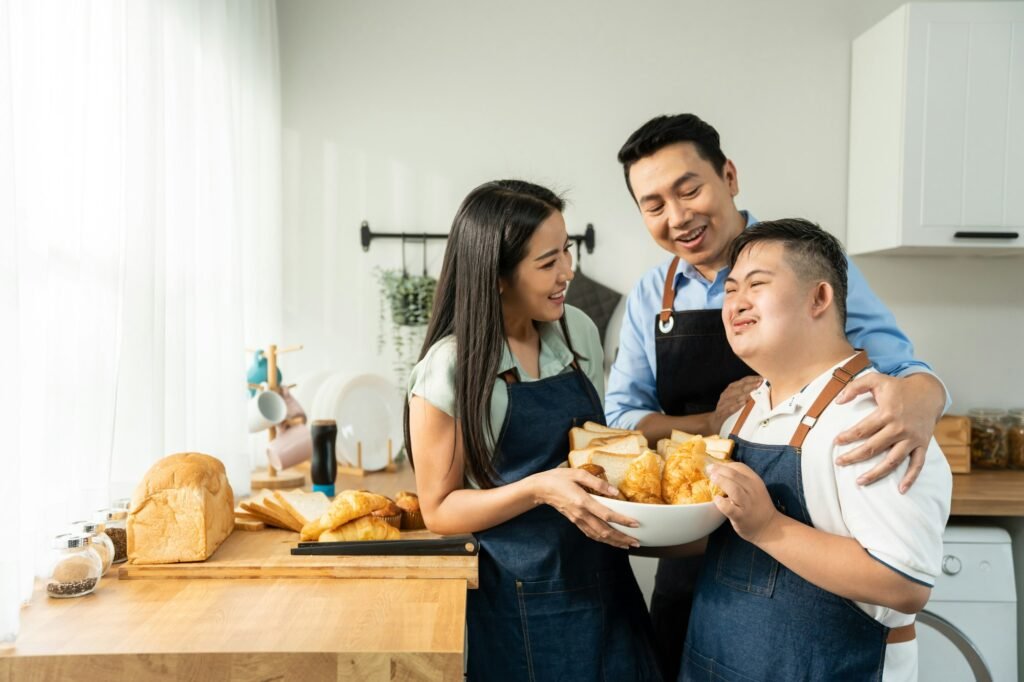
[{"x1": 605, "y1": 211, "x2": 946, "y2": 429}]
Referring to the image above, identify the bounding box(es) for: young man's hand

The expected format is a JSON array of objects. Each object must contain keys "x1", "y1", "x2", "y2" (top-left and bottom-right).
[
  {"x1": 709, "y1": 375, "x2": 763, "y2": 434},
  {"x1": 709, "y1": 462, "x2": 779, "y2": 544},
  {"x1": 834, "y1": 373, "x2": 945, "y2": 493}
]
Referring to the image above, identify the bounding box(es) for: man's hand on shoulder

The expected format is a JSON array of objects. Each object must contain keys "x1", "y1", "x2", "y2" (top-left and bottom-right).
[
  {"x1": 710, "y1": 375, "x2": 763, "y2": 434},
  {"x1": 833, "y1": 373, "x2": 945, "y2": 493}
]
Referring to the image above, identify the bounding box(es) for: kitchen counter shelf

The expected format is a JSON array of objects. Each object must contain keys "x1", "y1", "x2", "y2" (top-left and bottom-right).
[{"x1": 951, "y1": 470, "x2": 1024, "y2": 516}]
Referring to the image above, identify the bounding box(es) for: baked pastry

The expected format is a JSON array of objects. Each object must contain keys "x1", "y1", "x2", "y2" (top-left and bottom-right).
[
  {"x1": 127, "y1": 452, "x2": 234, "y2": 564},
  {"x1": 394, "y1": 491, "x2": 425, "y2": 530},
  {"x1": 300, "y1": 490, "x2": 390, "y2": 541},
  {"x1": 371, "y1": 499, "x2": 403, "y2": 529},
  {"x1": 319, "y1": 516, "x2": 400, "y2": 542},
  {"x1": 619, "y1": 451, "x2": 664, "y2": 504},
  {"x1": 662, "y1": 452, "x2": 706, "y2": 504},
  {"x1": 577, "y1": 463, "x2": 626, "y2": 500}
]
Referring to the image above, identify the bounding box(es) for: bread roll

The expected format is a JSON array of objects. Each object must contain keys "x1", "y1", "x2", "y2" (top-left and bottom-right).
[{"x1": 127, "y1": 452, "x2": 234, "y2": 564}]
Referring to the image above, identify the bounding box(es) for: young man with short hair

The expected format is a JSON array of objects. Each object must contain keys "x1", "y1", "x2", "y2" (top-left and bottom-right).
[{"x1": 682, "y1": 218, "x2": 951, "y2": 680}]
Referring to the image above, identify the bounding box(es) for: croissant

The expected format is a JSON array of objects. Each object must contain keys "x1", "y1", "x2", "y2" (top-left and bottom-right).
[
  {"x1": 662, "y1": 452, "x2": 706, "y2": 504},
  {"x1": 619, "y1": 451, "x2": 664, "y2": 504},
  {"x1": 318, "y1": 515, "x2": 400, "y2": 542},
  {"x1": 300, "y1": 490, "x2": 390, "y2": 541}
]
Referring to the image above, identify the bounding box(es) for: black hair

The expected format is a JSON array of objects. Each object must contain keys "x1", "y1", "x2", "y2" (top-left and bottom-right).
[
  {"x1": 617, "y1": 114, "x2": 728, "y2": 199},
  {"x1": 728, "y1": 218, "x2": 849, "y2": 329},
  {"x1": 403, "y1": 179, "x2": 574, "y2": 489}
]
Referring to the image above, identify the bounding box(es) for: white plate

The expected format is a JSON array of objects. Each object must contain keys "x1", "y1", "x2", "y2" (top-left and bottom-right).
[
  {"x1": 312, "y1": 371, "x2": 348, "y2": 422},
  {"x1": 330, "y1": 374, "x2": 403, "y2": 471},
  {"x1": 291, "y1": 370, "x2": 332, "y2": 418}
]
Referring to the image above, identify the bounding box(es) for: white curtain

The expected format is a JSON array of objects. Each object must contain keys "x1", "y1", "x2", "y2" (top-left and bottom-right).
[{"x1": 0, "y1": 0, "x2": 282, "y2": 617}]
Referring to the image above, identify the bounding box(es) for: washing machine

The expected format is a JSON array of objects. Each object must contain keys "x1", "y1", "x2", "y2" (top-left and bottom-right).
[{"x1": 918, "y1": 525, "x2": 1017, "y2": 682}]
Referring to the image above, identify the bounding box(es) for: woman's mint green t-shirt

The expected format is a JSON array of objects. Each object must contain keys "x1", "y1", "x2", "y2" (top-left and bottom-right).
[{"x1": 407, "y1": 304, "x2": 605, "y2": 446}]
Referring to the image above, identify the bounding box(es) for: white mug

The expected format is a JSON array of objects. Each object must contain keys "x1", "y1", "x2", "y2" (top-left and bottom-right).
[
  {"x1": 267, "y1": 423, "x2": 312, "y2": 471},
  {"x1": 247, "y1": 390, "x2": 287, "y2": 433}
]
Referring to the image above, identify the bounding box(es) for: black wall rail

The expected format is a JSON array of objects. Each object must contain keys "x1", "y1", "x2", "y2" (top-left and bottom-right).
[{"x1": 360, "y1": 220, "x2": 596, "y2": 255}]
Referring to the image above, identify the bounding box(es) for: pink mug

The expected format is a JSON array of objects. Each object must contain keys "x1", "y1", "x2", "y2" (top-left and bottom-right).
[{"x1": 266, "y1": 423, "x2": 312, "y2": 471}]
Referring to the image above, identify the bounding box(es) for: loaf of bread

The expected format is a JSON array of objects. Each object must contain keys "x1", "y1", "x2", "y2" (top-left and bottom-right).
[{"x1": 127, "y1": 452, "x2": 235, "y2": 564}]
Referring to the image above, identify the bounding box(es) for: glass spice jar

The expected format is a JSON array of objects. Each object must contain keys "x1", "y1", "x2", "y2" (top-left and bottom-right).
[
  {"x1": 112, "y1": 498, "x2": 131, "y2": 512},
  {"x1": 1005, "y1": 409, "x2": 1024, "y2": 470},
  {"x1": 97, "y1": 508, "x2": 128, "y2": 564},
  {"x1": 70, "y1": 520, "x2": 114, "y2": 576},
  {"x1": 47, "y1": 534, "x2": 102, "y2": 599},
  {"x1": 968, "y1": 408, "x2": 1008, "y2": 469}
]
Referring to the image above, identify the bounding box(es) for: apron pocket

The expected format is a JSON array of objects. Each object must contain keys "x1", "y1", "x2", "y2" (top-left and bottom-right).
[
  {"x1": 714, "y1": 532, "x2": 778, "y2": 597},
  {"x1": 516, "y1": 577, "x2": 604, "y2": 682}
]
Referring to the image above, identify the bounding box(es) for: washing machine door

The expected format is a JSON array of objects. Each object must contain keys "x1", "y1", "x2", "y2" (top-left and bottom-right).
[{"x1": 918, "y1": 609, "x2": 993, "y2": 682}]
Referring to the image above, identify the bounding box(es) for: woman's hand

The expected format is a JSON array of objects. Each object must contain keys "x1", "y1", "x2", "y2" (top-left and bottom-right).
[
  {"x1": 834, "y1": 373, "x2": 945, "y2": 492},
  {"x1": 709, "y1": 462, "x2": 779, "y2": 544},
  {"x1": 709, "y1": 375, "x2": 763, "y2": 434},
  {"x1": 529, "y1": 468, "x2": 640, "y2": 549}
]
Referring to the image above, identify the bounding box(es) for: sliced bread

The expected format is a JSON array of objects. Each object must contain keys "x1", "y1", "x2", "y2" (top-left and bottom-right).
[
  {"x1": 705, "y1": 435, "x2": 735, "y2": 460},
  {"x1": 273, "y1": 490, "x2": 331, "y2": 527},
  {"x1": 589, "y1": 451, "x2": 641, "y2": 488}
]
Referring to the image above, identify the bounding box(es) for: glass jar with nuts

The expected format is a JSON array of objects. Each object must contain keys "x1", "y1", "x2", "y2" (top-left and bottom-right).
[{"x1": 968, "y1": 408, "x2": 1008, "y2": 469}]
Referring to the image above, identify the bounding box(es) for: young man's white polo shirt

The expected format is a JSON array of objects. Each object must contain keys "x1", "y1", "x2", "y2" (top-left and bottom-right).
[{"x1": 720, "y1": 353, "x2": 953, "y2": 682}]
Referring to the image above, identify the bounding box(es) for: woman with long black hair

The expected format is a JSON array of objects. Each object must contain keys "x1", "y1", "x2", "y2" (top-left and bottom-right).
[{"x1": 405, "y1": 179, "x2": 661, "y2": 681}]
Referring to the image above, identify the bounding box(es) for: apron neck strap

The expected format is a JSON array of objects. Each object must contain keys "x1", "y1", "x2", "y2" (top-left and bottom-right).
[
  {"x1": 788, "y1": 350, "x2": 872, "y2": 449},
  {"x1": 660, "y1": 257, "x2": 681, "y2": 324},
  {"x1": 730, "y1": 397, "x2": 757, "y2": 436},
  {"x1": 500, "y1": 368, "x2": 520, "y2": 384}
]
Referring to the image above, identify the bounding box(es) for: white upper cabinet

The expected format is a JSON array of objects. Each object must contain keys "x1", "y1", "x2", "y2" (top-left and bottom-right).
[{"x1": 848, "y1": 2, "x2": 1024, "y2": 255}]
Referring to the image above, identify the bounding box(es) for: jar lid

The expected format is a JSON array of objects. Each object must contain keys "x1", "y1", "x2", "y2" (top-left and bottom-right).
[
  {"x1": 968, "y1": 408, "x2": 1007, "y2": 418},
  {"x1": 53, "y1": 533, "x2": 92, "y2": 549},
  {"x1": 96, "y1": 508, "x2": 128, "y2": 522},
  {"x1": 70, "y1": 519, "x2": 105, "y2": 534}
]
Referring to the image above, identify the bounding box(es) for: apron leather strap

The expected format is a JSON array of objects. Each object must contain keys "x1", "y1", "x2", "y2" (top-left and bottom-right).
[
  {"x1": 500, "y1": 368, "x2": 519, "y2": 385},
  {"x1": 788, "y1": 351, "x2": 872, "y2": 449},
  {"x1": 660, "y1": 257, "x2": 681, "y2": 324},
  {"x1": 730, "y1": 398, "x2": 757, "y2": 436},
  {"x1": 886, "y1": 623, "x2": 916, "y2": 644}
]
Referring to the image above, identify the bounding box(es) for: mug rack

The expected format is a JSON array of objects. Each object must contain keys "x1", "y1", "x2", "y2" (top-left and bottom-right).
[{"x1": 248, "y1": 343, "x2": 306, "y2": 491}]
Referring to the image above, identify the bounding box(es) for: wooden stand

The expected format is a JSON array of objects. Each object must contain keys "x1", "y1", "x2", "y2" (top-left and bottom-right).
[
  {"x1": 250, "y1": 343, "x2": 306, "y2": 491},
  {"x1": 338, "y1": 439, "x2": 399, "y2": 476}
]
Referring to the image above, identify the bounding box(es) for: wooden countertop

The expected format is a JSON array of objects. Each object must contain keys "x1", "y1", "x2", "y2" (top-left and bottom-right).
[
  {"x1": 1, "y1": 577, "x2": 465, "y2": 681},
  {"x1": 0, "y1": 463, "x2": 469, "y2": 681},
  {"x1": 951, "y1": 469, "x2": 1024, "y2": 516}
]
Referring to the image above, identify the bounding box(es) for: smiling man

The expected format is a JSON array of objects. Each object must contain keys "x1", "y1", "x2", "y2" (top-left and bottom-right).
[
  {"x1": 681, "y1": 218, "x2": 951, "y2": 681},
  {"x1": 605, "y1": 113, "x2": 949, "y2": 680}
]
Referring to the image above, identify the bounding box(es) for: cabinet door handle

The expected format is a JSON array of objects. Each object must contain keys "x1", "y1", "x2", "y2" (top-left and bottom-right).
[{"x1": 953, "y1": 231, "x2": 1019, "y2": 239}]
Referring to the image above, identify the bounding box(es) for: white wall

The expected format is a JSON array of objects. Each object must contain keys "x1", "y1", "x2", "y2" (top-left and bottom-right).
[
  {"x1": 279, "y1": 1, "x2": 1024, "y2": 676},
  {"x1": 277, "y1": 0, "x2": 1023, "y2": 412}
]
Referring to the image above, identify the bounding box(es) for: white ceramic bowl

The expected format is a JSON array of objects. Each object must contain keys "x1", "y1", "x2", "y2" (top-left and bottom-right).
[{"x1": 590, "y1": 494, "x2": 727, "y2": 547}]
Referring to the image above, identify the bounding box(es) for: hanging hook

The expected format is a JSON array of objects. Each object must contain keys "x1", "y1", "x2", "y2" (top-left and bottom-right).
[
  {"x1": 401, "y1": 236, "x2": 408, "y2": 277},
  {"x1": 422, "y1": 233, "x2": 428, "y2": 276},
  {"x1": 575, "y1": 239, "x2": 582, "y2": 271}
]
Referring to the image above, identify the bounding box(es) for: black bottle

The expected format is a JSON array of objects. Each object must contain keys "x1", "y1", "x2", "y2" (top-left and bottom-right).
[{"x1": 310, "y1": 419, "x2": 338, "y2": 497}]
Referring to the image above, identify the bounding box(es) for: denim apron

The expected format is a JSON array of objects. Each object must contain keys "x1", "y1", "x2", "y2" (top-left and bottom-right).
[
  {"x1": 466, "y1": 363, "x2": 662, "y2": 682},
  {"x1": 651, "y1": 257, "x2": 756, "y2": 680},
  {"x1": 681, "y1": 352, "x2": 913, "y2": 681}
]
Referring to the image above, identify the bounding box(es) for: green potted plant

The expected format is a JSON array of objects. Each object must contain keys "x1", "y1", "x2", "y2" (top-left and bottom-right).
[{"x1": 375, "y1": 268, "x2": 437, "y2": 389}]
